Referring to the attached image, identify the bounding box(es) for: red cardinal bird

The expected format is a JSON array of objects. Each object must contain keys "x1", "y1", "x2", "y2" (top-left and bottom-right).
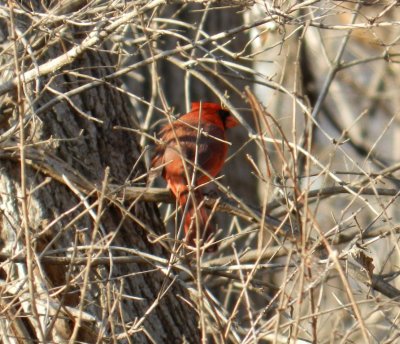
[{"x1": 152, "y1": 102, "x2": 239, "y2": 248}]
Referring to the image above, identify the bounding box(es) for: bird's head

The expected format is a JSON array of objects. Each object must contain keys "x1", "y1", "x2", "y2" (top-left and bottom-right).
[{"x1": 191, "y1": 102, "x2": 239, "y2": 129}]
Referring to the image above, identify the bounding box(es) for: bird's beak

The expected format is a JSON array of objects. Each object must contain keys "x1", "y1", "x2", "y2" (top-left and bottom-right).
[{"x1": 225, "y1": 115, "x2": 239, "y2": 128}]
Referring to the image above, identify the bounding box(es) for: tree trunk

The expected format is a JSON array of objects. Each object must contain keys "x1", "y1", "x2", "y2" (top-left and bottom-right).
[{"x1": 0, "y1": 2, "x2": 199, "y2": 342}]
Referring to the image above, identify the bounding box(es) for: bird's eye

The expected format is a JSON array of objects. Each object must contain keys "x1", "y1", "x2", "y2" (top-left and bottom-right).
[
  {"x1": 219, "y1": 109, "x2": 239, "y2": 129},
  {"x1": 218, "y1": 109, "x2": 231, "y2": 121}
]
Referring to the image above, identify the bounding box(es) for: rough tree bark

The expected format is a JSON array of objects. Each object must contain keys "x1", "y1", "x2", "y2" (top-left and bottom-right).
[{"x1": 0, "y1": 1, "x2": 199, "y2": 342}]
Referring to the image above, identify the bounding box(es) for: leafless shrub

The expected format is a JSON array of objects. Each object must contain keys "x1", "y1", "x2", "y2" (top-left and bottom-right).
[{"x1": 0, "y1": 0, "x2": 399, "y2": 343}]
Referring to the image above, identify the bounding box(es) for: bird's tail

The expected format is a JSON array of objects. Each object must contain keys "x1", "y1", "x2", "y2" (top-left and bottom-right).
[{"x1": 179, "y1": 190, "x2": 217, "y2": 250}]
